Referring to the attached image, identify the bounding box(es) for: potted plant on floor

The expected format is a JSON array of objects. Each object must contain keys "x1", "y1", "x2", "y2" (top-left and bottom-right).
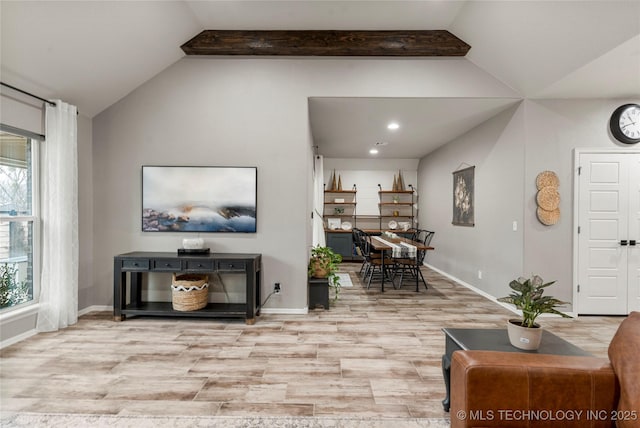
[
  {"x1": 308, "y1": 246, "x2": 343, "y2": 307},
  {"x1": 498, "y1": 274, "x2": 571, "y2": 350}
]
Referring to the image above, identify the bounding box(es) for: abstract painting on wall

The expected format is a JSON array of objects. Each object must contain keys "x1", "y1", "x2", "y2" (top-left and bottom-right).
[{"x1": 142, "y1": 166, "x2": 257, "y2": 233}]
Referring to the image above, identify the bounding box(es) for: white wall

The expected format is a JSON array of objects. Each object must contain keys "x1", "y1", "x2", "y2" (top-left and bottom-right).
[
  {"x1": 0, "y1": 92, "x2": 44, "y2": 136},
  {"x1": 91, "y1": 57, "x2": 517, "y2": 311},
  {"x1": 418, "y1": 104, "x2": 525, "y2": 297},
  {"x1": 5, "y1": 56, "x2": 635, "y2": 340},
  {"x1": 77, "y1": 114, "x2": 94, "y2": 309},
  {"x1": 92, "y1": 59, "x2": 314, "y2": 311},
  {"x1": 522, "y1": 99, "x2": 639, "y2": 306},
  {"x1": 418, "y1": 98, "x2": 640, "y2": 309}
]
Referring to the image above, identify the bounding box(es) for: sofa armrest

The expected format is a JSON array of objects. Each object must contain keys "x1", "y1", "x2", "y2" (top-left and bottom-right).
[
  {"x1": 608, "y1": 311, "x2": 640, "y2": 428},
  {"x1": 450, "y1": 350, "x2": 618, "y2": 428}
]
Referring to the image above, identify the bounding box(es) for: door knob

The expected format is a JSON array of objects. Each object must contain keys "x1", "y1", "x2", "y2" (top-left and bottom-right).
[
  {"x1": 630, "y1": 240, "x2": 637, "y2": 246},
  {"x1": 621, "y1": 240, "x2": 628, "y2": 246}
]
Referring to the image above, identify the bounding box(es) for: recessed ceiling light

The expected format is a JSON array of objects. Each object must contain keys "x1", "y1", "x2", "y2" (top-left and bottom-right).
[
  {"x1": 369, "y1": 148, "x2": 379, "y2": 155},
  {"x1": 387, "y1": 122, "x2": 400, "y2": 130}
]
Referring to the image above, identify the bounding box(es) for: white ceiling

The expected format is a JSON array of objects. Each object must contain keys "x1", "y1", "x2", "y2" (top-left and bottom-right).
[
  {"x1": 309, "y1": 97, "x2": 521, "y2": 158},
  {"x1": 1, "y1": 1, "x2": 639, "y2": 158}
]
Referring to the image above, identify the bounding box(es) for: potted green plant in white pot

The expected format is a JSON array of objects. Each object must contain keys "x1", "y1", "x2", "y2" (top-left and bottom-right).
[{"x1": 498, "y1": 275, "x2": 571, "y2": 350}]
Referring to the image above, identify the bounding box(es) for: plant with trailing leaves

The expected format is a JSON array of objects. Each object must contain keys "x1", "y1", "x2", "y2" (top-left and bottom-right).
[
  {"x1": 498, "y1": 275, "x2": 571, "y2": 328},
  {"x1": 308, "y1": 246, "x2": 343, "y2": 301},
  {"x1": 0, "y1": 263, "x2": 30, "y2": 308}
]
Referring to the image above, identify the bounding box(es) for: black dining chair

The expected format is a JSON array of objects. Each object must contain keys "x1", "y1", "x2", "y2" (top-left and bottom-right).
[
  {"x1": 351, "y1": 228, "x2": 368, "y2": 278},
  {"x1": 392, "y1": 230, "x2": 434, "y2": 290},
  {"x1": 405, "y1": 228, "x2": 420, "y2": 241},
  {"x1": 361, "y1": 232, "x2": 394, "y2": 289},
  {"x1": 353, "y1": 228, "x2": 383, "y2": 280}
]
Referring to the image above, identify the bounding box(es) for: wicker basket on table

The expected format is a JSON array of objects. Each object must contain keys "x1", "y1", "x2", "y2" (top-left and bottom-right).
[{"x1": 171, "y1": 273, "x2": 209, "y2": 311}]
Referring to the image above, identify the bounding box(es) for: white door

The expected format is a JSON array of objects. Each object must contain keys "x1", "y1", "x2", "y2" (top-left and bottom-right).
[
  {"x1": 577, "y1": 152, "x2": 640, "y2": 315},
  {"x1": 629, "y1": 155, "x2": 640, "y2": 312}
]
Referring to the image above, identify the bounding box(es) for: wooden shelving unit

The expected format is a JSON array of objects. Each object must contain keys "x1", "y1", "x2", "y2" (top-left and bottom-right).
[
  {"x1": 323, "y1": 189, "x2": 357, "y2": 230},
  {"x1": 322, "y1": 184, "x2": 417, "y2": 257},
  {"x1": 323, "y1": 188, "x2": 357, "y2": 260},
  {"x1": 378, "y1": 188, "x2": 416, "y2": 232}
]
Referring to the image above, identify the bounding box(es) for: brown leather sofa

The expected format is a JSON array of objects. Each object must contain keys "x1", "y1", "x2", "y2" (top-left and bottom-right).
[{"x1": 450, "y1": 312, "x2": 640, "y2": 428}]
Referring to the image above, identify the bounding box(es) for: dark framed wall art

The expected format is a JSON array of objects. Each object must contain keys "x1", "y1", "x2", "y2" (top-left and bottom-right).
[
  {"x1": 452, "y1": 165, "x2": 475, "y2": 227},
  {"x1": 142, "y1": 166, "x2": 257, "y2": 233}
]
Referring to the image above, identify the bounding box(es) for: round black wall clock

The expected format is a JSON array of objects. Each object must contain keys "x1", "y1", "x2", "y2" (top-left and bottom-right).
[{"x1": 610, "y1": 103, "x2": 640, "y2": 144}]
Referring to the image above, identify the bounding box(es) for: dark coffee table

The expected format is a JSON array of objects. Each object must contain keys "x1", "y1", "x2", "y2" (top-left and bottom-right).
[{"x1": 441, "y1": 328, "x2": 591, "y2": 412}]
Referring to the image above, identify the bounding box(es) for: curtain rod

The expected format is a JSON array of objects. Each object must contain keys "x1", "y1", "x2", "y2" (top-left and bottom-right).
[{"x1": 1, "y1": 81, "x2": 57, "y2": 107}]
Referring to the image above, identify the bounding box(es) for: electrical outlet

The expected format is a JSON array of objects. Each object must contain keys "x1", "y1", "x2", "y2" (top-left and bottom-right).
[
  {"x1": 274, "y1": 283, "x2": 281, "y2": 294},
  {"x1": 478, "y1": 270, "x2": 482, "y2": 279}
]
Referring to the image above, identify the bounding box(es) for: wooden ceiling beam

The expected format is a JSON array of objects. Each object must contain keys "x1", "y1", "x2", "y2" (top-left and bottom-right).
[{"x1": 181, "y1": 30, "x2": 470, "y2": 57}]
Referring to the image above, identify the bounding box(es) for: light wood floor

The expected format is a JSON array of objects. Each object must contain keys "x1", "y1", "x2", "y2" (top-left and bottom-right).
[{"x1": 0, "y1": 264, "x2": 624, "y2": 419}]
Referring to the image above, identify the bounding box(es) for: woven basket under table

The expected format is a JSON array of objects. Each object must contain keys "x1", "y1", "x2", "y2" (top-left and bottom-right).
[{"x1": 171, "y1": 273, "x2": 209, "y2": 311}]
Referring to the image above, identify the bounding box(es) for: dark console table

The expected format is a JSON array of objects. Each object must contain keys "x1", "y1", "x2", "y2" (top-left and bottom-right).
[
  {"x1": 441, "y1": 328, "x2": 591, "y2": 412},
  {"x1": 113, "y1": 251, "x2": 262, "y2": 324}
]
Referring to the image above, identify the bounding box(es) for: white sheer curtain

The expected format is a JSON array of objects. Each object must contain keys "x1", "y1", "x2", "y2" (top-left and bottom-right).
[
  {"x1": 312, "y1": 155, "x2": 326, "y2": 247},
  {"x1": 36, "y1": 100, "x2": 78, "y2": 332}
]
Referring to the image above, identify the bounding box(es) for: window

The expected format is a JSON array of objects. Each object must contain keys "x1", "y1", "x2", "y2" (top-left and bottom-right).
[{"x1": 0, "y1": 130, "x2": 39, "y2": 310}]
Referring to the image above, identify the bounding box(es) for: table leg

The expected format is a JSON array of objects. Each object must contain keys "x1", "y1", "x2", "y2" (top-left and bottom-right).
[
  {"x1": 392, "y1": 258, "x2": 401, "y2": 290},
  {"x1": 416, "y1": 256, "x2": 419, "y2": 292},
  {"x1": 131, "y1": 272, "x2": 142, "y2": 308},
  {"x1": 113, "y1": 260, "x2": 122, "y2": 321},
  {"x1": 442, "y1": 353, "x2": 451, "y2": 412},
  {"x1": 381, "y1": 249, "x2": 385, "y2": 292}
]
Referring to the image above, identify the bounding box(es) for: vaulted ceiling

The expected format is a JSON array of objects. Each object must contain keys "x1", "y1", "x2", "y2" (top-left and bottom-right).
[{"x1": 1, "y1": 1, "x2": 639, "y2": 158}]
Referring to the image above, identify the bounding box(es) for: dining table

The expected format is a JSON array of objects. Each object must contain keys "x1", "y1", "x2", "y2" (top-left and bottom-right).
[{"x1": 369, "y1": 234, "x2": 434, "y2": 292}]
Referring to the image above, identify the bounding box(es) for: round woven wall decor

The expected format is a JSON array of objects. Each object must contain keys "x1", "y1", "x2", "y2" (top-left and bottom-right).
[
  {"x1": 536, "y1": 171, "x2": 559, "y2": 190},
  {"x1": 537, "y1": 207, "x2": 560, "y2": 226},
  {"x1": 536, "y1": 186, "x2": 560, "y2": 211}
]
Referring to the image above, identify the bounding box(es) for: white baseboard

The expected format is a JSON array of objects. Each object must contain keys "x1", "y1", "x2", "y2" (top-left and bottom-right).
[
  {"x1": 0, "y1": 303, "x2": 39, "y2": 349},
  {"x1": 77, "y1": 305, "x2": 314, "y2": 316},
  {"x1": 260, "y1": 307, "x2": 309, "y2": 315},
  {"x1": 78, "y1": 304, "x2": 309, "y2": 316},
  {"x1": 2, "y1": 305, "x2": 112, "y2": 349},
  {"x1": 424, "y1": 262, "x2": 520, "y2": 316},
  {"x1": 424, "y1": 263, "x2": 577, "y2": 318},
  {"x1": 76, "y1": 304, "x2": 309, "y2": 317},
  {"x1": 1, "y1": 328, "x2": 37, "y2": 349},
  {"x1": 78, "y1": 305, "x2": 112, "y2": 316}
]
